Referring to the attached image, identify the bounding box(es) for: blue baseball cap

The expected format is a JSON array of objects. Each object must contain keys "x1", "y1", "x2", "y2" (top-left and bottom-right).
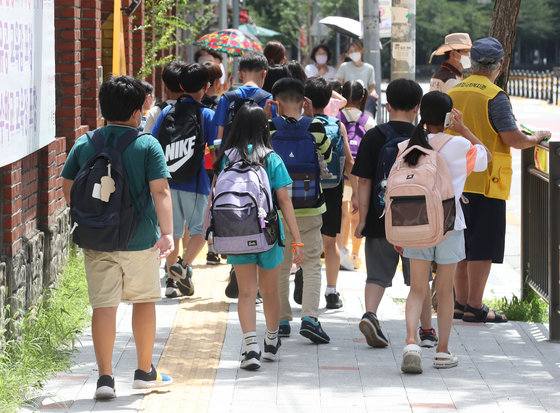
[{"x1": 470, "y1": 37, "x2": 504, "y2": 64}]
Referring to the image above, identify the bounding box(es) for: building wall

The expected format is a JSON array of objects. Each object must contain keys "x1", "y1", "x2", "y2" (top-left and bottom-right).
[{"x1": 0, "y1": 0, "x2": 149, "y2": 337}]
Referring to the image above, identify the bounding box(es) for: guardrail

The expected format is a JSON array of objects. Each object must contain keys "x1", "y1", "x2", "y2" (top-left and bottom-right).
[
  {"x1": 508, "y1": 70, "x2": 560, "y2": 105},
  {"x1": 521, "y1": 141, "x2": 560, "y2": 341}
]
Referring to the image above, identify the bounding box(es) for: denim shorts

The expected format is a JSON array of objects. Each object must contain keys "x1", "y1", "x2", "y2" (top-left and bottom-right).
[
  {"x1": 170, "y1": 189, "x2": 209, "y2": 237},
  {"x1": 227, "y1": 242, "x2": 284, "y2": 270},
  {"x1": 403, "y1": 230, "x2": 465, "y2": 264}
]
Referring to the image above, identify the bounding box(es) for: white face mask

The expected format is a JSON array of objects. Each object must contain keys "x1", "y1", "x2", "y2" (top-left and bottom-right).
[
  {"x1": 349, "y1": 52, "x2": 362, "y2": 63},
  {"x1": 315, "y1": 54, "x2": 328, "y2": 65},
  {"x1": 460, "y1": 55, "x2": 471, "y2": 69}
]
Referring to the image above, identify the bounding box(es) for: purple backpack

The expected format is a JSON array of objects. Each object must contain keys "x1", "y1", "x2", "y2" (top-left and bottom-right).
[
  {"x1": 209, "y1": 149, "x2": 280, "y2": 255},
  {"x1": 337, "y1": 110, "x2": 368, "y2": 159}
]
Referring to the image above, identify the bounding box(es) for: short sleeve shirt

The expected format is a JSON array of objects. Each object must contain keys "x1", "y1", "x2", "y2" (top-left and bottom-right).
[
  {"x1": 151, "y1": 97, "x2": 217, "y2": 195},
  {"x1": 336, "y1": 62, "x2": 375, "y2": 89},
  {"x1": 61, "y1": 125, "x2": 171, "y2": 251},
  {"x1": 304, "y1": 63, "x2": 338, "y2": 80},
  {"x1": 351, "y1": 121, "x2": 415, "y2": 238},
  {"x1": 488, "y1": 92, "x2": 517, "y2": 133}
]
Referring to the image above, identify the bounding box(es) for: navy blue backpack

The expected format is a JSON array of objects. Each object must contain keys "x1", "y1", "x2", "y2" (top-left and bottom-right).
[
  {"x1": 222, "y1": 89, "x2": 270, "y2": 140},
  {"x1": 316, "y1": 114, "x2": 345, "y2": 189},
  {"x1": 270, "y1": 116, "x2": 322, "y2": 209},
  {"x1": 372, "y1": 123, "x2": 410, "y2": 217},
  {"x1": 70, "y1": 129, "x2": 149, "y2": 251}
]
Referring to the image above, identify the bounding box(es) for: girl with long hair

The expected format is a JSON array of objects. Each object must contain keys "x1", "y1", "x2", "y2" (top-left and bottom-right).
[
  {"x1": 214, "y1": 104, "x2": 303, "y2": 370},
  {"x1": 400, "y1": 91, "x2": 490, "y2": 373}
]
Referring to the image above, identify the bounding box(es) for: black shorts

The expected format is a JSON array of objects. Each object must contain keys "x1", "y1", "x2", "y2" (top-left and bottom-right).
[
  {"x1": 462, "y1": 192, "x2": 506, "y2": 263},
  {"x1": 321, "y1": 180, "x2": 344, "y2": 237}
]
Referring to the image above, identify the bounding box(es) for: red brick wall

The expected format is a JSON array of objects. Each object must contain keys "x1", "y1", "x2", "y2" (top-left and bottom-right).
[{"x1": 81, "y1": 0, "x2": 103, "y2": 130}]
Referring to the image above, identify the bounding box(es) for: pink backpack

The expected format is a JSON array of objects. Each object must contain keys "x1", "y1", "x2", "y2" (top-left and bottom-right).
[{"x1": 384, "y1": 133, "x2": 456, "y2": 249}]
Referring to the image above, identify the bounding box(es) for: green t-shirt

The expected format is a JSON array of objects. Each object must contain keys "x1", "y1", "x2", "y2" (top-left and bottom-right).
[{"x1": 61, "y1": 125, "x2": 171, "y2": 251}]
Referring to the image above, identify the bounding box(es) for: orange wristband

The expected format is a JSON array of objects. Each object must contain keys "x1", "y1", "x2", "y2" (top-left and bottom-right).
[{"x1": 291, "y1": 242, "x2": 304, "y2": 252}]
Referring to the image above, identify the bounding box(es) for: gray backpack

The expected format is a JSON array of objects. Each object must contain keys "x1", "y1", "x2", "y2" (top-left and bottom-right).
[{"x1": 209, "y1": 149, "x2": 280, "y2": 255}]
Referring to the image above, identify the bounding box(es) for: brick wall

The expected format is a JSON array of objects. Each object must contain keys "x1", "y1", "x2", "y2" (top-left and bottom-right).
[{"x1": 0, "y1": 0, "x2": 152, "y2": 337}]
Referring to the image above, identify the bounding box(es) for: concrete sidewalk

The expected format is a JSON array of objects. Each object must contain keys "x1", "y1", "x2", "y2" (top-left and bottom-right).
[{"x1": 27, "y1": 96, "x2": 560, "y2": 412}]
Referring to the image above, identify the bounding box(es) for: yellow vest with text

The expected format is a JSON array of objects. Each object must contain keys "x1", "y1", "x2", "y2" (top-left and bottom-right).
[{"x1": 448, "y1": 75, "x2": 512, "y2": 200}]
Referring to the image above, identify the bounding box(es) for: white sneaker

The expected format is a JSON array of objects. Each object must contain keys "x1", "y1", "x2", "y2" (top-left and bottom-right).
[{"x1": 339, "y1": 249, "x2": 354, "y2": 271}]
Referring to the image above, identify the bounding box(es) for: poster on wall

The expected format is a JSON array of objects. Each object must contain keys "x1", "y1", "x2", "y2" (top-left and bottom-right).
[
  {"x1": 379, "y1": 0, "x2": 392, "y2": 39},
  {"x1": 0, "y1": 0, "x2": 56, "y2": 168}
]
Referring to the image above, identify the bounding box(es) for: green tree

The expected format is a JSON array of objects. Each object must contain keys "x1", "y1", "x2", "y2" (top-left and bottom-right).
[{"x1": 138, "y1": 0, "x2": 212, "y2": 78}]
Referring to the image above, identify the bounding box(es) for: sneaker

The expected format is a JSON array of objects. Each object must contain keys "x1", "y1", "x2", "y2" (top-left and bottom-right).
[
  {"x1": 225, "y1": 266, "x2": 239, "y2": 298},
  {"x1": 278, "y1": 321, "x2": 291, "y2": 337},
  {"x1": 262, "y1": 338, "x2": 281, "y2": 361},
  {"x1": 293, "y1": 267, "x2": 303, "y2": 305},
  {"x1": 419, "y1": 327, "x2": 438, "y2": 348},
  {"x1": 401, "y1": 344, "x2": 423, "y2": 374},
  {"x1": 240, "y1": 351, "x2": 261, "y2": 370},
  {"x1": 300, "y1": 317, "x2": 330, "y2": 344},
  {"x1": 132, "y1": 364, "x2": 173, "y2": 389},
  {"x1": 339, "y1": 249, "x2": 353, "y2": 271},
  {"x1": 170, "y1": 258, "x2": 194, "y2": 296},
  {"x1": 94, "y1": 375, "x2": 116, "y2": 399},
  {"x1": 325, "y1": 292, "x2": 343, "y2": 309},
  {"x1": 206, "y1": 251, "x2": 221, "y2": 265},
  {"x1": 164, "y1": 278, "x2": 178, "y2": 298},
  {"x1": 359, "y1": 312, "x2": 389, "y2": 347},
  {"x1": 255, "y1": 290, "x2": 263, "y2": 304}
]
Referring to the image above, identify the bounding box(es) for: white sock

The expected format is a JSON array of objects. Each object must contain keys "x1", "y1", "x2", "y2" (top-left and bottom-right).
[
  {"x1": 243, "y1": 332, "x2": 259, "y2": 354},
  {"x1": 265, "y1": 329, "x2": 278, "y2": 346},
  {"x1": 325, "y1": 286, "x2": 337, "y2": 295},
  {"x1": 208, "y1": 242, "x2": 216, "y2": 253}
]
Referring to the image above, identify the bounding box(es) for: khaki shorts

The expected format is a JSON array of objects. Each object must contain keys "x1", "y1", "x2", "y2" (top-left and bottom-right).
[{"x1": 83, "y1": 248, "x2": 162, "y2": 309}]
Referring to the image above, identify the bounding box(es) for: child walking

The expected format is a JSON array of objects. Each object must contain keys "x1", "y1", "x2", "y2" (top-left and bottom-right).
[
  {"x1": 337, "y1": 80, "x2": 376, "y2": 270},
  {"x1": 399, "y1": 91, "x2": 490, "y2": 373},
  {"x1": 214, "y1": 104, "x2": 303, "y2": 370}
]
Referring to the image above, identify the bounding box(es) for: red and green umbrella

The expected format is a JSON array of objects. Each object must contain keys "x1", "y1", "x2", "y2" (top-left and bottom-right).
[{"x1": 194, "y1": 29, "x2": 262, "y2": 56}]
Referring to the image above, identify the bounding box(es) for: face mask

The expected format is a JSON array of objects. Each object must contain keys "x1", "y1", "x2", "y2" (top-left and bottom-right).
[
  {"x1": 349, "y1": 52, "x2": 362, "y2": 63},
  {"x1": 459, "y1": 54, "x2": 471, "y2": 69},
  {"x1": 315, "y1": 54, "x2": 328, "y2": 65}
]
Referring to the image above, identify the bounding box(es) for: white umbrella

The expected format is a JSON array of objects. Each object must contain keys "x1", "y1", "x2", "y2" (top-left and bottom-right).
[{"x1": 319, "y1": 16, "x2": 362, "y2": 39}]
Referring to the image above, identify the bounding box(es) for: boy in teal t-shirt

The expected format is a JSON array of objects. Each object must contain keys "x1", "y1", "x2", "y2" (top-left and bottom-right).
[{"x1": 61, "y1": 76, "x2": 174, "y2": 399}]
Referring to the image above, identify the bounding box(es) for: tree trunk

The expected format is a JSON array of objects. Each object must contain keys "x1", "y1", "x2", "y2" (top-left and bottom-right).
[{"x1": 489, "y1": 0, "x2": 522, "y2": 90}]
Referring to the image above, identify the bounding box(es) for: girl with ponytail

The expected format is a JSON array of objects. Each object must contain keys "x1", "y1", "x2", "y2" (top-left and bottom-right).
[{"x1": 400, "y1": 91, "x2": 491, "y2": 374}]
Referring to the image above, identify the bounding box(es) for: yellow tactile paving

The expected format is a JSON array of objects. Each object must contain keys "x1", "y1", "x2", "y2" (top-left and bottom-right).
[{"x1": 140, "y1": 252, "x2": 231, "y2": 413}]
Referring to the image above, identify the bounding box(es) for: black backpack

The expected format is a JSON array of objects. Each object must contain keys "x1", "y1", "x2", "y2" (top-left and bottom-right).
[
  {"x1": 70, "y1": 129, "x2": 150, "y2": 252},
  {"x1": 372, "y1": 123, "x2": 410, "y2": 218},
  {"x1": 222, "y1": 89, "x2": 270, "y2": 140},
  {"x1": 156, "y1": 97, "x2": 205, "y2": 183}
]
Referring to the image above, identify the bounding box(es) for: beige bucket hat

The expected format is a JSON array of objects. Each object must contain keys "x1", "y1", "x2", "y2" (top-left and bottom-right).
[{"x1": 429, "y1": 33, "x2": 472, "y2": 63}]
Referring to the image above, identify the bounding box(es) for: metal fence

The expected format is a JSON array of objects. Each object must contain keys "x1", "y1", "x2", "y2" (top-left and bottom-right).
[
  {"x1": 508, "y1": 70, "x2": 560, "y2": 105},
  {"x1": 521, "y1": 142, "x2": 560, "y2": 341}
]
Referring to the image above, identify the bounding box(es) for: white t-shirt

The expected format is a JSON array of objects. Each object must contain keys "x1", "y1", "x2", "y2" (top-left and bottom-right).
[
  {"x1": 143, "y1": 99, "x2": 176, "y2": 134},
  {"x1": 336, "y1": 61, "x2": 375, "y2": 89},
  {"x1": 426, "y1": 133, "x2": 488, "y2": 230},
  {"x1": 304, "y1": 63, "x2": 337, "y2": 80}
]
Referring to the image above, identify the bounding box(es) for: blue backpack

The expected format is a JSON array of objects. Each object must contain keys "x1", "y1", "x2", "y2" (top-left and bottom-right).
[
  {"x1": 222, "y1": 89, "x2": 270, "y2": 140},
  {"x1": 270, "y1": 116, "x2": 322, "y2": 209},
  {"x1": 316, "y1": 114, "x2": 345, "y2": 189},
  {"x1": 372, "y1": 123, "x2": 410, "y2": 217},
  {"x1": 70, "y1": 129, "x2": 149, "y2": 251}
]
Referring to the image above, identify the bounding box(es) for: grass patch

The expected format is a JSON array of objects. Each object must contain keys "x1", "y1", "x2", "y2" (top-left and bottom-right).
[
  {"x1": 0, "y1": 247, "x2": 90, "y2": 412},
  {"x1": 484, "y1": 288, "x2": 549, "y2": 323}
]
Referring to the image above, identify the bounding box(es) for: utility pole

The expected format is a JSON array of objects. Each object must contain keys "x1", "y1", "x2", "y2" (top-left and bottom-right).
[
  {"x1": 390, "y1": 0, "x2": 415, "y2": 80},
  {"x1": 362, "y1": 0, "x2": 382, "y2": 119},
  {"x1": 219, "y1": 0, "x2": 228, "y2": 78}
]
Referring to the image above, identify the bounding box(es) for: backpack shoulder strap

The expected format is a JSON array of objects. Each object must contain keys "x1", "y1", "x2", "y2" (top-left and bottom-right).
[
  {"x1": 271, "y1": 116, "x2": 285, "y2": 130},
  {"x1": 87, "y1": 129, "x2": 107, "y2": 152},
  {"x1": 298, "y1": 116, "x2": 313, "y2": 131},
  {"x1": 156, "y1": 101, "x2": 169, "y2": 110},
  {"x1": 376, "y1": 123, "x2": 398, "y2": 142},
  {"x1": 337, "y1": 110, "x2": 348, "y2": 124},
  {"x1": 356, "y1": 112, "x2": 369, "y2": 127},
  {"x1": 115, "y1": 129, "x2": 141, "y2": 153},
  {"x1": 251, "y1": 89, "x2": 271, "y2": 104},
  {"x1": 429, "y1": 133, "x2": 453, "y2": 152},
  {"x1": 223, "y1": 90, "x2": 238, "y2": 104}
]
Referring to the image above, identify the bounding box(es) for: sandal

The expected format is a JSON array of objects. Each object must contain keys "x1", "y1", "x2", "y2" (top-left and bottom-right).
[
  {"x1": 401, "y1": 344, "x2": 422, "y2": 374},
  {"x1": 453, "y1": 300, "x2": 465, "y2": 320},
  {"x1": 462, "y1": 304, "x2": 508, "y2": 323},
  {"x1": 433, "y1": 352, "x2": 458, "y2": 369}
]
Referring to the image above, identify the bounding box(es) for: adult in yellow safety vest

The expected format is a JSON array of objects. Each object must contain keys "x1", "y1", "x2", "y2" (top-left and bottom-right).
[{"x1": 448, "y1": 37, "x2": 551, "y2": 323}]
